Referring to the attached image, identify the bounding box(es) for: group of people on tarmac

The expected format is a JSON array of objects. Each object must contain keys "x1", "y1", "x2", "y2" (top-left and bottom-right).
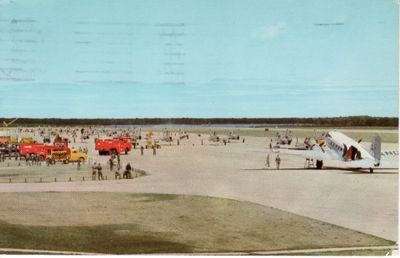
[
  {"x1": 26, "y1": 154, "x2": 42, "y2": 166},
  {"x1": 139, "y1": 145, "x2": 157, "y2": 156},
  {"x1": 91, "y1": 162, "x2": 104, "y2": 180},
  {"x1": 113, "y1": 162, "x2": 133, "y2": 179},
  {"x1": 265, "y1": 153, "x2": 281, "y2": 170},
  {"x1": 78, "y1": 147, "x2": 88, "y2": 153},
  {"x1": 0, "y1": 153, "x2": 18, "y2": 163},
  {"x1": 89, "y1": 154, "x2": 133, "y2": 180}
]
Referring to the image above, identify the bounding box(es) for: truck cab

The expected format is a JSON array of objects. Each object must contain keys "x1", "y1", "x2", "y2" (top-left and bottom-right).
[
  {"x1": 95, "y1": 138, "x2": 132, "y2": 155},
  {"x1": 69, "y1": 149, "x2": 88, "y2": 162}
]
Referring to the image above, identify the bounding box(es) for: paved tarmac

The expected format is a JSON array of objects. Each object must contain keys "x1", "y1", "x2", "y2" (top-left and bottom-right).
[{"x1": 0, "y1": 132, "x2": 398, "y2": 241}]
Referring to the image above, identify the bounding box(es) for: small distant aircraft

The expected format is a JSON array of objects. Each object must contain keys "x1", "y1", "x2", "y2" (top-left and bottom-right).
[
  {"x1": 271, "y1": 130, "x2": 383, "y2": 173},
  {"x1": 208, "y1": 131, "x2": 220, "y2": 142},
  {"x1": 227, "y1": 131, "x2": 240, "y2": 140},
  {"x1": 293, "y1": 130, "x2": 325, "y2": 149},
  {"x1": 178, "y1": 130, "x2": 189, "y2": 140},
  {"x1": 273, "y1": 129, "x2": 294, "y2": 145},
  {"x1": 160, "y1": 129, "x2": 173, "y2": 142}
]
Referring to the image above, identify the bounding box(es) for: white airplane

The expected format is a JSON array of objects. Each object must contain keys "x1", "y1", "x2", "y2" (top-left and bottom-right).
[
  {"x1": 208, "y1": 131, "x2": 220, "y2": 142},
  {"x1": 273, "y1": 129, "x2": 294, "y2": 145},
  {"x1": 227, "y1": 130, "x2": 240, "y2": 140},
  {"x1": 271, "y1": 130, "x2": 382, "y2": 173},
  {"x1": 160, "y1": 129, "x2": 173, "y2": 142}
]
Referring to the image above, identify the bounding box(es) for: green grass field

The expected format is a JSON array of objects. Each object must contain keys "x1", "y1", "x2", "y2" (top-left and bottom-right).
[{"x1": 0, "y1": 192, "x2": 394, "y2": 254}]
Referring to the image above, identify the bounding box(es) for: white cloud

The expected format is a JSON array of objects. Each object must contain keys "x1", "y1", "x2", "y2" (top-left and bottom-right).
[{"x1": 255, "y1": 22, "x2": 287, "y2": 40}]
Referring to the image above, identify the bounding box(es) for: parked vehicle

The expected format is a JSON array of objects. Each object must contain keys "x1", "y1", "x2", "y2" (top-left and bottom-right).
[
  {"x1": 95, "y1": 138, "x2": 132, "y2": 155},
  {"x1": 19, "y1": 143, "x2": 70, "y2": 160},
  {"x1": 69, "y1": 149, "x2": 88, "y2": 162},
  {"x1": 46, "y1": 149, "x2": 70, "y2": 164}
]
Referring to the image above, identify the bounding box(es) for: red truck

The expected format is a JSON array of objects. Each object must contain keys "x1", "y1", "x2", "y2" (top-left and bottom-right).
[
  {"x1": 19, "y1": 143, "x2": 70, "y2": 160},
  {"x1": 95, "y1": 138, "x2": 132, "y2": 155}
]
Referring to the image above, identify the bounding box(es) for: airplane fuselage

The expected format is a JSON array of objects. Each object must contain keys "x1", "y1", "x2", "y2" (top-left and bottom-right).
[{"x1": 324, "y1": 131, "x2": 377, "y2": 168}]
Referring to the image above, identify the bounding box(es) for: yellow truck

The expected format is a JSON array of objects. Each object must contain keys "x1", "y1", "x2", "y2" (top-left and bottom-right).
[
  {"x1": 46, "y1": 149, "x2": 87, "y2": 164},
  {"x1": 47, "y1": 150, "x2": 70, "y2": 164},
  {"x1": 69, "y1": 149, "x2": 88, "y2": 162},
  {"x1": 21, "y1": 137, "x2": 35, "y2": 144},
  {"x1": 9, "y1": 136, "x2": 19, "y2": 144}
]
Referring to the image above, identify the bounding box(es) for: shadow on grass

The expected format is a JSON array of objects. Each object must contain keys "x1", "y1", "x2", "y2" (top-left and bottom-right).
[
  {"x1": 129, "y1": 193, "x2": 178, "y2": 202},
  {"x1": 0, "y1": 220, "x2": 192, "y2": 254},
  {"x1": 0, "y1": 193, "x2": 395, "y2": 254}
]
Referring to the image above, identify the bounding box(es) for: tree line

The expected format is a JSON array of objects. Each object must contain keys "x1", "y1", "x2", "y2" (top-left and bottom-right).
[{"x1": 1, "y1": 116, "x2": 397, "y2": 127}]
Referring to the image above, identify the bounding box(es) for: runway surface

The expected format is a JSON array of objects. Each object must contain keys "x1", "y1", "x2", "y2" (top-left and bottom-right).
[{"x1": 0, "y1": 133, "x2": 398, "y2": 241}]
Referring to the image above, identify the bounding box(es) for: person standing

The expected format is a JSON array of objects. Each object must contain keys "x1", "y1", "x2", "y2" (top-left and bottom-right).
[
  {"x1": 140, "y1": 146, "x2": 144, "y2": 156},
  {"x1": 265, "y1": 153, "x2": 270, "y2": 168},
  {"x1": 91, "y1": 162, "x2": 97, "y2": 180},
  {"x1": 152, "y1": 145, "x2": 156, "y2": 156},
  {"x1": 115, "y1": 164, "x2": 121, "y2": 179},
  {"x1": 109, "y1": 156, "x2": 114, "y2": 171},
  {"x1": 275, "y1": 155, "x2": 281, "y2": 170},
  {"x1": 97, "y1": 163, "x2": 104, "y2": 180}
]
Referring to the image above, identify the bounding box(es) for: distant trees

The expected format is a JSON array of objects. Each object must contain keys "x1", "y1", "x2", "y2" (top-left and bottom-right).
[{"x1": 0, "y1": 116, "x2": 397, "y2": 127}]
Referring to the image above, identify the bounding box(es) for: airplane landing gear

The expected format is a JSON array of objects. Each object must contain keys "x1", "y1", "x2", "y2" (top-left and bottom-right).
[
  {"x1": 369, "y1": 168, "x2": 373, "y2": 173},
  {"x1": 316, "y1": 160, "x2": 323, "y2": 169}
]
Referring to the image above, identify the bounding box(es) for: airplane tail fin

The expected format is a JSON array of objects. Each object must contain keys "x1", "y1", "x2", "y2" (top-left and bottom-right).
[{"x1": 369, "y1": 135, "x2": 381, "y2": 165}]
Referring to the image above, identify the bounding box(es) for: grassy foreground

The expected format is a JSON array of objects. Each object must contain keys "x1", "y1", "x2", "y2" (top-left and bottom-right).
[
  {"x1": 0, "y1": 192, "x2": 395, "y2": 254},
  {"x1": 275, "y1": 249, "x2": 392, "y2": 256}
]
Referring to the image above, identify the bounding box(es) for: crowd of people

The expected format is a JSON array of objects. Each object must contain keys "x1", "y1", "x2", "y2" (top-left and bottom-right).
[{"x1": 90, "y1": 154, "x2": 136, "y2": 181}]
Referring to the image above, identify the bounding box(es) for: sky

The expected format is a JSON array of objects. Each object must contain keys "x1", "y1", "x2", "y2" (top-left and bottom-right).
[{"x1": 0, "y1": 0, "x2": 398, "y2": 118}]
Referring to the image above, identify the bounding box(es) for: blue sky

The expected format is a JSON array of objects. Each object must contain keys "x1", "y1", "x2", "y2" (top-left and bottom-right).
[{"x1": 0, "y1": 0, "x2": 398, "y2": 118}]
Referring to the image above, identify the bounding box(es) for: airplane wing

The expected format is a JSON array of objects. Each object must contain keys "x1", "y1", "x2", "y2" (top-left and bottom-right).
[
  {"x1": 344, "y1": 159, "x2": 377, "y2": 168},
  {"x1": 271, "y1": 145, "x2": 340, "y2": 161}
]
